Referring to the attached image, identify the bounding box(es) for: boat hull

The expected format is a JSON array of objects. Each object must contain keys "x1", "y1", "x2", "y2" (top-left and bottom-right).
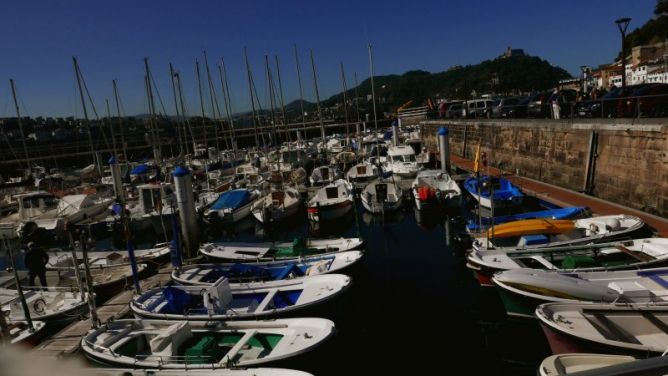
[{"x1": 307, "y1": 201, "x2": 352, "y2": 222}]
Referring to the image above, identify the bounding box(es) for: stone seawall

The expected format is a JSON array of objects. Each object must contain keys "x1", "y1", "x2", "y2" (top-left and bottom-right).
[{"x1": 421, "y1": 119, "x2": 668, "y2": 217}]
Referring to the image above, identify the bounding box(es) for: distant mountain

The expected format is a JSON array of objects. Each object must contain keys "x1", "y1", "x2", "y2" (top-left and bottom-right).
[
  {"x1": 322, "y1": 55, "x2": 571, "y2": 112},
  {"x1": 284, "y1": 99, "x2": 316, "y2": 113}
]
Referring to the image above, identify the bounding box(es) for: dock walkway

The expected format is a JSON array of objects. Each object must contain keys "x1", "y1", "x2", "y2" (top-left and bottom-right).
[
  {"x1": 450, "y1": 155, "x2": 668, "y2": 236},
  {"x1": 33, "y1": 265, "x2": 173, "y2": 358}
]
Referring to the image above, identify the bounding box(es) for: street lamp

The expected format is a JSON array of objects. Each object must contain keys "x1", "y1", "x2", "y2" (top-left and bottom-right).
[
  {"x1": 615, "y1": 17, "x2": 631, "y2": 91},
  {"x1": 580, "y1": 65, "x2": 588, "y2": 95}
]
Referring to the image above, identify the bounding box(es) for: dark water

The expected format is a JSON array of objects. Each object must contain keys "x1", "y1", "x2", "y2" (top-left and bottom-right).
[{"x1": 199, "y1": 200, "x2": 552, "y2": 375}]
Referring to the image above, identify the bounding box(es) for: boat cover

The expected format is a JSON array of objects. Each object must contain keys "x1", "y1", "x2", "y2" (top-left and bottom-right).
[
  {"x1": 130, "y1": 164, "x2": 150, "y2": 176},
  {"x1": 210, "y1": 190, "x2": 251, "y2": 210}
]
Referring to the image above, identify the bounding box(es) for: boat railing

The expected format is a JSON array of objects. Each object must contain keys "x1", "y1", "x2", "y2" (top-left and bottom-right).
[{"x1": 135, "y1": 354, "x2": 221, "y2": 369}]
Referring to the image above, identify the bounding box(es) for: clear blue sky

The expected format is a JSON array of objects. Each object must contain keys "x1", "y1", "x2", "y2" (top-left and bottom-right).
[{"x1": 0, "y1": 0, "x2": 657, "y2": 117}]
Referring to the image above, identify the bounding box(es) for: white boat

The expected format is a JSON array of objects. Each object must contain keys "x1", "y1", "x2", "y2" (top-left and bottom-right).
[
  {"x1": 309, "y1": 165, "x2": 342, "y2": 186},
  {"x1": 411, "y1": 170, "x2": 461, "y2": 210},
  {"x1": 119, "y1": 183, "x2": 178, "y2": 233},
  {"x1": 205, "y1": 189, "x2": 261, "y2": 223},
  {"x1": 467, "y1": 238, "x2": 668, "y2": 287},
  {"x1": 0, "y1": 288, "x2": 89, "y2": 325},
  {"x1": 172, "y1": 251, "x2": 364, "y2": 286},
  {"x1": 307, "y1": 179, "x2": 353, "y2": 222},
  {"x1": 493, "y1": 266, "x2": 668, "y2": 318},
  {"x1": 536, "y1": 302, "x2": 668, "y2": 357},
  {"x1": 361, "y1": 179, "x2": 403, "y2": 214},
  {"x1": 6, "y1": 320, "x2": 47, "y2": 346},
  {"x1": 472, "y1": 215, "x2": 647, "y2": 253},
  {"x1": 86, "y1": 369, "x2": 314, "y2": 376},
  {"x1": 383, "y1": 145, "x2": 421, "y2": 178},
  {"x1": 131, "y1": 274, "x2": 351, "y2": 320},
  {"x1": 81, "y1": 318, "x2": 335, "y2": 369},
  {"x1": 233, "y1": 165, "x2": 265, "y2": 189},
  {"x1": 251, "y1": 188, "x2": 302, "y2": 224},
  {"x1": 538, "y1": 353, "x2": 637, "y2": 376},
  {"x1": 200, "y1": 237, "x2": 364, "y2": 262},
  {"x1": 345, "y1": 161, "x2": 379, "y2": 183},
  {"x1": 0, "y1": 191, "x2": 112, "y2": 239}
]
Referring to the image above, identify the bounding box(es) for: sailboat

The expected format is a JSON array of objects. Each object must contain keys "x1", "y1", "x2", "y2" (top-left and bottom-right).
[
  {"x1": 361, "y1": 178, "x2": 403, "y2": 214},
  {"x1": 307, "y1": 179, "x2": 354, "y2": 222},
  {"x1": 250, "y1": 188, "x2": 302, "y2": 224}
]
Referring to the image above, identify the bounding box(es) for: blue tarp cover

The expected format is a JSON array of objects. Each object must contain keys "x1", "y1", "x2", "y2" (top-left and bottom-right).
[
  {"x1": 130, "y1": 164, "x2": 150, "y2": 175},
  {"x1": 210, "y1": 189, "x2": 251, "y2": 210}
]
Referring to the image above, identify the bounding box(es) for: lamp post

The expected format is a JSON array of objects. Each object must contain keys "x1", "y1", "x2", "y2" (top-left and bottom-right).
[{"x1": 615, "y1": 17, "x2": 631, "y2": 91}]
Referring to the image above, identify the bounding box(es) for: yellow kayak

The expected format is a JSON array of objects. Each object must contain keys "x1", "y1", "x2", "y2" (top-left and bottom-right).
[{"x1": 487, "y1": 219, "x2": 575, "y2": 238}]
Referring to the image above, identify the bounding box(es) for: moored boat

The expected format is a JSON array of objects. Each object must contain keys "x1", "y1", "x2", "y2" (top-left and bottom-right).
[
  {"x1": 205, "y1": 189, "x2": 261, "y2": 223},
  {"x1": 360, "y1": 179, "x2": 403, "y2": 214},
  {"x1": 306, "y1": 179, "x2": 354, "y2": 222},
  {"x1": 538, "y1": 353, "x2": 637, "y2": 376},
  {"x1": 463, "y1": 175, "x2": 523, "y2": 210},
  {"x1": 411, "y1": 169, "x2": 461, "y2": 210},
  {"x1": 200, "y1": 237, "x2": 364, "y2": 262}
]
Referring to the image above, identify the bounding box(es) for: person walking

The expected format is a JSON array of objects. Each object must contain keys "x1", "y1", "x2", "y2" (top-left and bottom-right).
[{"x1": 24, "y1": 241, "x2": 49, "y2": 289}]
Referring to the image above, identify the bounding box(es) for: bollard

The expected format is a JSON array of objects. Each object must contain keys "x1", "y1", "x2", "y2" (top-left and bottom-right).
[
  {"x1": 391, "y1": 120, "x2": 399, "y2": 146},
  {"x1": 172, "y1": 166, "x2": 199, "y2": 258},
  {"x1": 438, "y1": 127, "x2": 450, "y2": 173},
  {"x1": 108, "y1": 156, "x2": 124, "y2": 202}
]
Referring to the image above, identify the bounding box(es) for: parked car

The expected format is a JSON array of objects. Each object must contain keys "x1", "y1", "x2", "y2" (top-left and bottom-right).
[
  {"x1": 491, "y1": 97, "x2": 523, "y2": 118},
  {"x1": 627, "y1": 83, "x2": 668, "y2": 117},
  {"x1": 578, "y1": 84, "x2": 651, "y2": 118},
  {"x1": 526, "y1": 91, "x2": 552, "y2": 118},
  {"x1": 465, "y1": 99, "x2": 495, "y2": 118},
  {"x1": 445, "y1": 103, "x2": 465, "y2": 118},
  {"x1": 546, "y1": 89, "x2": 578, "y2": 118}
]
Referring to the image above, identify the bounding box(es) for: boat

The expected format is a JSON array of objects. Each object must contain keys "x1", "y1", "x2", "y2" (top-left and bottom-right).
[
  {"x1": 130, "y1": 274, "x2": 350, "y2": 320},
  {"x1": 233, "y1": 165, "x2": 265, "y2": 190},
  {"x1": 250, "y1": 188, "x2": 302, "y2": 224},
  {"x1": 467, "y1": 238, "x2": 668, "y2": 287},
  {"x1": 360, "y1": 179, "x2": 403, "y2": 214},
  {"x1": 172, "y1": 251, "x2": 364, "y2": 286},
  {"x1": 309, "y1": 165, "x2": 342, "y2": 186},
  {"x1": 47, "y1": 243, "x2": 171, "y2": 268},
  {"x1": 205, "y1": 189, "x2": 261, "y2": 223},
  {"x1": 463, "y1": 175, "x2": 523, "y2": 209},
  {"x1": 85, "y1": 369, "x2": 314, "y2": 376},
  {"x1": 382, "y1": 145, "x2": 421, "y2": 178},
  {"x1": 81, "y1": 318, "x2": 335, "y2": 369},
  {"x1": 200, "y1": 237, "x2": 364, "y2": 262},
  {"x1": 536, "y1": 302, "x2": 668, "y2": 357},
  {"x1": 466, "y1": 206, "x2": 590, "y2": 232},
  {"x1": 538, "y1": 353, "x2": 638, "y2": 376},
  {"x1": 0, "y1": 287, "x2": 89, "y2": 326},
  {"x1": 411, "y1": 170, "x2": 461, "y2": 210},
  {"x1": 306, "y1": 179, "x2": 354, "y2": 222},
  {"x1": 493, "y1": 266, "x2": 668, "y2": 318},
  {"x1": 472, "y1": 215, "x2": 647, "y2": 253},
  {"x1": 345, "y1": 161, "x2": 379, "y2": 184},
  {"x1": 5, "y1": 320, "x2": 47, "y2": 346}
]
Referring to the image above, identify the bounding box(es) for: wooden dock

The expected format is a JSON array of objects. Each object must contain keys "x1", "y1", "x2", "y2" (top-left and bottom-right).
[
  {"x1": 33, "y1": 265, "x2": 173, "y2": 358},
  {"x1": 450, "y1": 155, "x2": 668, "y2": 236}
]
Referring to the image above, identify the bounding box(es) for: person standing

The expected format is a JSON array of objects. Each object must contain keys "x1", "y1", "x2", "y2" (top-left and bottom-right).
[{"x1": 24, "y1": 241, "x2": 49, "y2": 289}]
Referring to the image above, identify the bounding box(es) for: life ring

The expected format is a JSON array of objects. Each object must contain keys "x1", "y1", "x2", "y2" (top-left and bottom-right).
[{"x1": 33, "y1": 298, "x2": 46, "y2": 314}]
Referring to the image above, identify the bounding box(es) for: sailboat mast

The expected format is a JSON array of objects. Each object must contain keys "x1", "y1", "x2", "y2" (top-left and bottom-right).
[
  {"x1": 112, "y1": 79, "x2": 129, "y2": 161},
  {"x1": 72, "y1": 56, "x2": 101, "y2": 176},
  {"x1": 244, "y1": 47, "x2": 260, "y2": 148},
  {"x1": 195, "y1": 60, "x2": 209, "y2": 152},
  {"x1": 340, "y1": 62, "x2": 350, "y2": 140},
  {"x1": 353, "y1": 72, "x2": 362, "y2": 133},
  {"x1": 203, "y1": 51, "x2": 226, "y2": 153},
  {"x1": 143, "y1": 58, "x2": 161, "y2": 165},
  {"x1": 274, "y1": 55, "x2": 291, "y2": 143},
  {"x1": 105, "y1": 98, "x2": 119, "y2": 157},
  {"x1": 265, "y1": 55, "x2": 278, "y2": 145},
  {"x1": 219, "y1": 58, "x2": 238, "y2": 154},
  {"x1": 368, "y1": 44, "x2": 379, "y2": 160},
  {"x1": 175, "y1": 71, "x2": 196, "y2": 154},
  {"x1": 9, "y1": 79, "x2": 30, "y2": 167},
  {"x1": 309, "y1": 49, "x2": 326, "y2": 147},
  {"x1": 169, "y1": 63, "x2": 185, "y2": 156},
  {"x1": 293, "y1": 44, "x2": 306, "y2": 141}
]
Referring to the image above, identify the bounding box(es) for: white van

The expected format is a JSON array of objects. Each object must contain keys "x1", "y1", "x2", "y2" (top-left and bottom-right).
[{"x1": 465, "y1": 99, "x2": 495, "y2": 118}]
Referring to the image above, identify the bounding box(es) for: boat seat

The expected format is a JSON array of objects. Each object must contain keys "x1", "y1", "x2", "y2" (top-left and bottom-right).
[
  {"x1": 205, "y1": 277, "x2": 233, "y2": 310},
  {"x1": 149, "y1": 321, "x2": 192, "y2": 356}
]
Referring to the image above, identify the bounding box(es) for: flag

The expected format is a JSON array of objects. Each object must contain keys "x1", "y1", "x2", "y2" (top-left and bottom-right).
[{"x1": 473, "y1": 143, "x2": 482, "y2": 173}]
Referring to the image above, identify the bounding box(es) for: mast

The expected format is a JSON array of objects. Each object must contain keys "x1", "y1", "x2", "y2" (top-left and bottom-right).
[
  {"x1": 72, "y1": 56, "x2": 101, "y2": 176},
  {"x1": 309, "y1": 49, "x2": 326, "y2": 148},
  {"x1": 9, "y1": 79, "x2": 30, "y2": 168},
  {"x1": 353, "y1": 72, "x2": 362, "y2": 131},
  {"x1": 274, "y1": 55, "x2": 290, "y2": 143},
  {"x1": 340, "y1": 62, "x2": 350, "y2": 141},
  {"x1": 143, "y1": 58, "x2": 161, "y2": 164},
  {"x1": 195, "y1": 60, "x2": 208, "y2": 152},
  {"x1": 175, "y1": 71, "x2": 197, "y2": 154},
  {"x1": 169, "y1": 63, "x2": 185, "y2": 156},
  {"x1": 293, "y1": 44, "x2": 306, "y2": 141},
  {"x1": 265, "y1": 55, "x2": 278, "y2": 146},
  {"x1": 219, "y1": 58, "x2": 238, "y2": 154},
  {"x1": 244, "y1": 47, "x2": 260, "y2": 148},
  {"x1": 368, "y1": 44, "x2": 379, "y2": 149},
  {"x1": 112, "y1": 79, "x2": 129, "y2": 161},
  {"x1": 105, "y1": 98, "x2": 119, "y2": 156},
  {"x1": 203, "y1": 51, "x2": 226, "y2": 153}
]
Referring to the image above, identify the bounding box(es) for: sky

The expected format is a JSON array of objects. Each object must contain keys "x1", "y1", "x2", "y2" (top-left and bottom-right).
[{"x1": 0, "y1": 0, "x2": 657, "y2": 117}]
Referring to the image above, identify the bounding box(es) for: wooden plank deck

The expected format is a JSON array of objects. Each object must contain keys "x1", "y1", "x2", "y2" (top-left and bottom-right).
[
  {"x1": 32, "y1": 265, "x2": 173, "y2": 358},
  {"x1": 450, "y1": 154, "x2": 668, "y2": 236}
]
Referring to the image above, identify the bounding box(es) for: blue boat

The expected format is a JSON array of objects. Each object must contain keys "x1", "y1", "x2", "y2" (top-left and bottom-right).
[
  {"x1": 466, "y1": 206, "x2": 590, "y2": 232},
  {"x1": 204, "y1": 188, "x2": 260, "y2": 223},
  {"x1": 463, "y1": 175, "x2": 523, "y2": 209},
  {"x1": 172, "y1": 250, "x2": 363, "y2": 286}
]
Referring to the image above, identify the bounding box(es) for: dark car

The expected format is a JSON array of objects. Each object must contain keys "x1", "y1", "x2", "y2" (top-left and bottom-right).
[
  {"x1": 445, "y1": 103, "x2": 465, "y2": 118},
  {"x1": 627, "y1": 83, "x2": 668, "y2": 117},
  {"x1": 491, "y1": 97, "x2": 524, "y2": 118},
  {"x1": 526, "y1": 91, "x2": 553, "y2": 118},
  {"x1": 578, "y1": 84, "x2": 652, "y2": 118},
  {"x1": 546, "y1": 89, "x2": 578, "y2": 118}
]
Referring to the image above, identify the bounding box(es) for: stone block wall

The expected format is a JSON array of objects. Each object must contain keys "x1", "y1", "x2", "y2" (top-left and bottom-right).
[{"x1": 421, "y1": 119, "x2": 668, "y2": 217}]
